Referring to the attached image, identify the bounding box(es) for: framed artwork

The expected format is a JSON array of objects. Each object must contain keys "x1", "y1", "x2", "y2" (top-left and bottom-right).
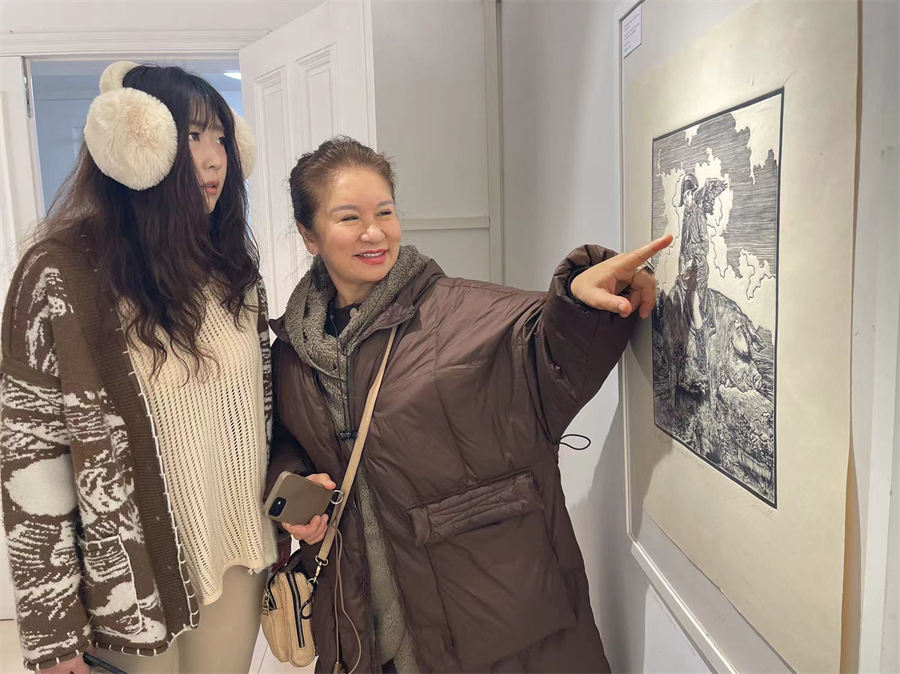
[
  {"x1": 620, "y1": 2, "x2": 857, "y2": 670},
  {"x1": 650, "y1": 90, "x2": 782, "y2": 506}
]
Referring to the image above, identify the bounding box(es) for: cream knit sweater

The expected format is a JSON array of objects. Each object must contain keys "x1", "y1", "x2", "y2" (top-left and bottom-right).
[{"x1": 127, "y1": 286, "x2": 277, "y2": 605}]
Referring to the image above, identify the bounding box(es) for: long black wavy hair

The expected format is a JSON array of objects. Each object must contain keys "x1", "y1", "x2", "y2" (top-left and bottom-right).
[{"x1": 39, "y1": 64, "x2": 259, "y2": 373}]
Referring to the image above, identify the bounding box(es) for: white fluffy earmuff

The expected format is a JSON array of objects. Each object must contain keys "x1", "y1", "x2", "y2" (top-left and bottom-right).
[
  {"x1": 83, "y1": 85, "x2": 178, "y2": 191},
  {"x1": 83, "y1": 61, "x2": 256, "y2": 191},
  {"x1": 231, "y1": 108, "x2": 256, "y2": 177}
]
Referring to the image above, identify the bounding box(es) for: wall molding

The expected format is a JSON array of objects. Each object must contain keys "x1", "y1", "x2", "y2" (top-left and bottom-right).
[
  {"x1": 296, "y1": 45, "x2": 338, "y2": 152},
  {"x1": 402, "y1": 215, "x2": 489, "y2": 232},
  {"x1": 0, "y1": 30, "x2": 268, "y2": 57},
  {"x1": 630, "y1": 541, "x2": 737, "y2": 673}
]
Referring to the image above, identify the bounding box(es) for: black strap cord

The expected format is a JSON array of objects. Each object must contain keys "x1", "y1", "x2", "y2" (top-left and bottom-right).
[{"x1": 559, "y1": 433, "x2": 592, "y2": 451}]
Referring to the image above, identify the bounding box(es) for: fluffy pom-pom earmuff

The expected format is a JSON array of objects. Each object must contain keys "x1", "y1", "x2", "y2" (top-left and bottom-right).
[
  {"x1": 231, "y1": 108, "x2": 256, "y2": 178},
  {"x1": 84, "y1": 87, "x2": 179, "y2": 191},
  {"x1": 98, "y1": 60, "x2": 140, "y2": 94},
  {"x1": 84, "y1": 61, "x2": 257, "y2": 190}
]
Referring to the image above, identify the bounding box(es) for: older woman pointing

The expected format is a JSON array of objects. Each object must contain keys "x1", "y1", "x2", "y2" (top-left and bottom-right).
[{"x1": 268, "y1": 136, "x2": 672, "y2": 673}]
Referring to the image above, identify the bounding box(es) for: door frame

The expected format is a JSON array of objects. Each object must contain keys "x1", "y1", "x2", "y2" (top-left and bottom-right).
[{"x1": 0, "y1": 30, "x2": 268, "y2": 57}]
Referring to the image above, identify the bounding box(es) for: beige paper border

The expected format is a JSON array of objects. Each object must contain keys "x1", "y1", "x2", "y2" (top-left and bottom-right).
[{"x1": 623, "y1": 2, "x2": 857, "y2": 671}]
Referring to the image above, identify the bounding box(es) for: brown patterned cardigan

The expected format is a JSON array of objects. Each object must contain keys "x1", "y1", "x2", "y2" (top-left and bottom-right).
[{"x1": 0, "y1": 231, "x2": 273, "y2": 670}]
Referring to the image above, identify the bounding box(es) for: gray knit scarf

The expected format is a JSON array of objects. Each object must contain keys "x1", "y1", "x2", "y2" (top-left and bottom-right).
[{"x1": 284, "y1": 245, "x2": 429, "y2": 378}]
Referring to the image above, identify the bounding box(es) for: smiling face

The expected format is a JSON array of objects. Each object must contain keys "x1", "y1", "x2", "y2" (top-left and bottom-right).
[
  {"x1": 299, "y1": 165, "x2": 401, "y2": 307},
  {"x1": 188, "y1": 117, "x2": 227, "y2": 213}
]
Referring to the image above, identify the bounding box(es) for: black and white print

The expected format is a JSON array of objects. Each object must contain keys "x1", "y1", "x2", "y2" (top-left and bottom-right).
[{"x1": 650, "y1": 90, "x2": 782, "y2": 505}]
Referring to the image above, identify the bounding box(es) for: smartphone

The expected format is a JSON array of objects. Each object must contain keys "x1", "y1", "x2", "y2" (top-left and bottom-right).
[
  {"x1": 263, "y1": 471, "x2": 334, "y2": 525},
  {"x1": 83, "y1": 652, "x2": 128, "y2": 674}
]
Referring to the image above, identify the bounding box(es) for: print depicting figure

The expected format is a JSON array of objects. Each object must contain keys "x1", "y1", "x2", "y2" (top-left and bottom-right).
[{"x1": 650, "y1": 91, "x2": 782, "y2": 505}]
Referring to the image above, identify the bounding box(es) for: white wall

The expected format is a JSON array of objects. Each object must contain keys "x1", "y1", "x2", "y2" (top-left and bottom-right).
[
  {"x1": 370, "y1": 0, "x2": 496, "y2": 282},
  {"x1": 851, "y1": 1, "x2": 899, "y2": 671},
  {"x1": 501, "y1": 0, "x2": 898, "y2": 671},
  {"x1": 501, "y1": 2, "x2": 708, "y2": 671}
]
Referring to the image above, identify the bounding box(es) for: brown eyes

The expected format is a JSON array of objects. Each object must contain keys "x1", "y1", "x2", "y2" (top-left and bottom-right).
[{"x1": 188, "y1": 131, "x2": 227, "y2": 144}]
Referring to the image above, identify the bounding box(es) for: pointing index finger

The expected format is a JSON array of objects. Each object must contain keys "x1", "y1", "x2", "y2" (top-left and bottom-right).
[{"x1": 618, "y1": 234, "x2": 673, "y2": 270}]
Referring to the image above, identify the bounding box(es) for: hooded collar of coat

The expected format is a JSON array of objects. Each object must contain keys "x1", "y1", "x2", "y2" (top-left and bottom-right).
[{"x1": 278, "y1": 245, "x2": 436, "y2": 375}]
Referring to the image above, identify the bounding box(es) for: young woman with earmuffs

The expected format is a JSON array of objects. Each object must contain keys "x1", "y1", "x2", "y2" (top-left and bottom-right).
[{"x1": 0, "y1": 62, "x2": 276, "y2": 674}]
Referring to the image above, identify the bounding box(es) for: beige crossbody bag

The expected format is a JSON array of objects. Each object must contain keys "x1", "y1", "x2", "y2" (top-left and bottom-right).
[{"x1": 261, "y1": 326, "x2": 397, "y2": 672}]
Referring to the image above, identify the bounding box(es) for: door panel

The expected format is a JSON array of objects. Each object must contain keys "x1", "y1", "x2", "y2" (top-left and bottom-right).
[{"x1": 240, "y1": 0, "x2": 375, "y2": 318}]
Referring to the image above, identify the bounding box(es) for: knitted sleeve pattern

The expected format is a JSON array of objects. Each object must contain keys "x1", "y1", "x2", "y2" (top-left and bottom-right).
[{"x1": 0, "y1": 247, "x2": 92, "y2": 670}]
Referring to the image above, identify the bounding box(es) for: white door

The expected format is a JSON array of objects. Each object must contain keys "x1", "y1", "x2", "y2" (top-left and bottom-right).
[
  {"x1": 239, "y1": 0, "x2": 376, "y2": 319},
  {"x1": 0, "y1": 56, "x2": 43, "y2": 621}
]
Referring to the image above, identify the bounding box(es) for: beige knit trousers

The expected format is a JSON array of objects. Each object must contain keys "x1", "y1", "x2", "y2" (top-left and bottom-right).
[{"x1": 95, "y1": 565, "x2": 266, "y2": 674}]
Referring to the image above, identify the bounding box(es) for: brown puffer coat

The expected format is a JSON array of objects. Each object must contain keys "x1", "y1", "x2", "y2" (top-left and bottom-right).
[{"x1": 268, "y1": 246, "x2": 637, "y2": 673}]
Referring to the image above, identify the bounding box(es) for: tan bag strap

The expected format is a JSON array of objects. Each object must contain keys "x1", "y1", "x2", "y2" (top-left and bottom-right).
[{"x1": 313, "y1": 326, "x2": 397, "y2": 578}]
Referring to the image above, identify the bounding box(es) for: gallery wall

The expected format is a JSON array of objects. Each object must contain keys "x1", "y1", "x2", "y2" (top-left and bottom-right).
[
  {"x1": 370, "y1": 0, "x2": 496, "y2": 282},
  {"x1": 501, "y1": 0, "x2": 898, "y2": 670}
]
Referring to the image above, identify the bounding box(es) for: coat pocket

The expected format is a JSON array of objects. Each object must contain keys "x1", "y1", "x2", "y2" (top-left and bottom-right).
[
  {"x1": 79, "y1": 535, "x2": 143, "y2": 636},
  {"x1": 409, "y1": 471, "x2": 576, "y2": 668}
]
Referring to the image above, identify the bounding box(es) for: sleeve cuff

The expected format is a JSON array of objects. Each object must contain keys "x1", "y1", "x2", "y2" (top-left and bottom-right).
[{"x1": 28, "y1": 642, "x2": 91, "y2": 671}]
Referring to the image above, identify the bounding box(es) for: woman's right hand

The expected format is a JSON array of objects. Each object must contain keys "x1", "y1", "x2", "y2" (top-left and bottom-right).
[
  {"x1": 570, "y1": 234, "x2": 673, "y2": 318},
  {"x1": 280, "y1": 473, "x2": 336, "y2": 545},
  {"x1": 41, "y1": 653, "x2": 90, "y2": 674}
]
